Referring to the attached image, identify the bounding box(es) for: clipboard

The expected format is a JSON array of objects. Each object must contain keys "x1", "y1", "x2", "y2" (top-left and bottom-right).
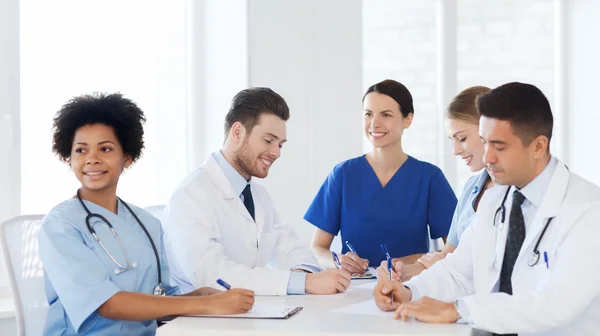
[
  {"x1": 188, "y1": 306, "x2": 303, "y2": 319},
  {"x1": 351, "y1": 267, "x2": 377, "y2": 279}
]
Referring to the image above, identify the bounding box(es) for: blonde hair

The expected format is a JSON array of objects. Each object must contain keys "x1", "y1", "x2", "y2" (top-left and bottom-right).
[{"x1": 445, "y1": 86, "x2": 491, "y2": 125}]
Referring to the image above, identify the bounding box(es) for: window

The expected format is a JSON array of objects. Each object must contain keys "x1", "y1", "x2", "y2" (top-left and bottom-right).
[{"x1": 19, "y1": 0, "x2": 189, "y2": 214}]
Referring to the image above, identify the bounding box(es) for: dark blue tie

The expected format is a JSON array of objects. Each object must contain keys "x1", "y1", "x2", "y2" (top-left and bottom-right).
[
  {"x1": 499, "y1": 190, "x2": 527, "y2": 295},
  {"x1": 494, "y1": 190, "x2": 526, "y2": 336},
  {"x1": 242, "y1": 184, "x2": 255, "y2": 221}
]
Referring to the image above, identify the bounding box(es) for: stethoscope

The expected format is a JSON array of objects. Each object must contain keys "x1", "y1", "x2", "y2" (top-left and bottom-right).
[
  {"x1": 77, "y1": 189, "x2": 166, "y2": 296},
  {"x1": 491, "y1": 186, "x2": 554, "y2": 270}
]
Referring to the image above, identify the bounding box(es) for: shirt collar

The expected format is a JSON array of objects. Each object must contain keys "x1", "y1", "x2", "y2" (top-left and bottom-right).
[
  {"x1": 211, "y1": 151, "x2": 249, "y2": 197},
  {"x1": 519, "y1": 156, "x2": 558, "y2": 208}
]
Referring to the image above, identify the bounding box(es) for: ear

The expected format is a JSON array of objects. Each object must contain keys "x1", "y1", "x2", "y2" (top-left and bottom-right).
[
  {"x1": 229, "y1": 121, "x2": 247, "y2": 144},
  {"x1": 123, "y1": 154, "x2": 133, "y2": 170},
  {"x1": 403, "y1": 113, "x2": 414, "y2": 129},
  {"x1": 531, "y1": 135, "x2": 549, "y2": 159}
]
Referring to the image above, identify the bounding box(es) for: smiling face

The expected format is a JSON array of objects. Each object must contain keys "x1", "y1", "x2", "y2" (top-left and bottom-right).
[
  {"x1": 363, "y1": 92, "x2": 413, "y2": 148},
  {"x1": 70, "y1": 123, "x2": 131, "y2": 194},
  {"x1": 233, "y1": 113, "x2": 287, "y2": 179},
  {"x1": 445, "y1": 117, "x2": 486, "y2": 172}
]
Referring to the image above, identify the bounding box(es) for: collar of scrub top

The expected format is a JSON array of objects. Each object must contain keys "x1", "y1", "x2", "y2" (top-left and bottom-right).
[
  {"x1": 470, "y1": 168, "x2": 491, "y2": 206},
  {"x1": 212, "y1": 151, "x2": 250, "y2": 199}
]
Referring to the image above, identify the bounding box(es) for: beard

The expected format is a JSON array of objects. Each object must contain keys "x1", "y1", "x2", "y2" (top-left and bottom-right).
[{"x1": 233, "y1": 138, "x2": 268, "y2": 179}]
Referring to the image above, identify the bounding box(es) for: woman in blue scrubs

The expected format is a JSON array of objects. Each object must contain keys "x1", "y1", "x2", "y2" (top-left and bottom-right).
[
  {"x1": 305, "y1": 80, "x2": 458, "y2": 275},
  {"x1": 38, "y1": 93, "x2": 254, "y2": 335},
  {"x1": 377, "y1": 86, "x2": 497, "y2": 281}
]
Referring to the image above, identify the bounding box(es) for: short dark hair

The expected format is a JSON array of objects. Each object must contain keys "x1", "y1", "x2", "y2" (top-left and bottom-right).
[
  {"x1": 477, "y1": 82, "x2": 553, "y2": 146},
  {"x1": 363, "y1": 79, "x2": 414, "y2": 117},
  {"x1": 224, "y1": 87, "x2": 290, "y2": 137},
  {"x1": 52, "y1": 92, "x2": 146, "y2": 163}
]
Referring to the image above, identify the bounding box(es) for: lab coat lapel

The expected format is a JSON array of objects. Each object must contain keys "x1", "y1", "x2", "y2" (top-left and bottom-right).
[
  {"x1": 204, "y1": 155, "x2": 255, "y2": 222},
  {"x1": 483, "y1": 186, "x2": 512, "y2": 293},
  {"x1": 517, "y1": 161, "x2": 568, "y2": 263}
]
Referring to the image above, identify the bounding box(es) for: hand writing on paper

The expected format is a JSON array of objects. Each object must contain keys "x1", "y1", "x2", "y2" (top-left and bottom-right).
[
  {"x1": 206, "y1": 288, "x2": 255, "y2": 315},
  {"x1": 340, "y1": 252, "x2": 369, "y2": 275},
  {"x1": 395, "y1": 296, "x2": 459, "y2": 323},
  {"x1": 306, "y1": 268, "x2": 352, "y2": 294},
  {"x1": 373, "y1": 279, "x2": 411, "y2": 312}
]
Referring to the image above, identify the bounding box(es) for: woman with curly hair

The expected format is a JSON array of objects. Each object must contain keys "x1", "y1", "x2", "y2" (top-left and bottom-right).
[{"x1": 38, "y1": 93, "x2": 254, "y2": 335}]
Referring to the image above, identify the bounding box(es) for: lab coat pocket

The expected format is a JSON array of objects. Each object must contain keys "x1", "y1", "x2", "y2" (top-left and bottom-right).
[
  {"x1": 530, "y1": 258, "x2": 551, "y2": 289},
  {"x1": 257, "y1": 232, "x2": 279, "y2": 267}
]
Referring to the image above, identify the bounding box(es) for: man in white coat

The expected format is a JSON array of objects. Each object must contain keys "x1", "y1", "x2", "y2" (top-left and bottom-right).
[
  {"x1": 163, "y1": 87, "x2": 351, "y2": 296},
  {"x1": 374, "y1": 82, "x2": 600, "y2": 335}
]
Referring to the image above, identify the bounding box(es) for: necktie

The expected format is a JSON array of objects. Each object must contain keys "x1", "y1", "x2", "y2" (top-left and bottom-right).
[
  {"x1": 242, "y1": 184, "x2": 255, "y2": 221},
  {"x1": 494, "y1": 190, "x2": 526, "y2": 336},
  {"x1": 499, "y1": 190, "x2": 527, "y2": 295}
]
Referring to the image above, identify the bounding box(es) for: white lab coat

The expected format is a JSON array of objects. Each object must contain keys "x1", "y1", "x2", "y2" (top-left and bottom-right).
[
  {"x1": 162, "y1": 155, "x2": 319, "y2": 296},
  {"x1": 405, "y1": 160, "x2": 600, "y2": 335}
]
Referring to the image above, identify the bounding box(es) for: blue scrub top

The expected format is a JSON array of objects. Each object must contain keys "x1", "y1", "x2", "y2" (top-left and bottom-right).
[
  {"x1": 447, "y1": 169, "x2": 491, "y2": 246},
  {"x1": 38, "y1": 199, "x2": 179, "y2": 336},
  {"x1": 304, "y1": 155, "x2": 457, "y2": 266}
]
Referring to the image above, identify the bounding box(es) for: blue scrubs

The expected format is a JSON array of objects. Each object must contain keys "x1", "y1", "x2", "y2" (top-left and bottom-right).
[
  {"x1": 447, "y1": 169, "x2": 491, "y2": 246},
  {"x1": 38, "y1": 199, "x2": 179, "y2": 336},
  {"x1": 304, "y1": 155, "x2": 457, "y2": 267}
]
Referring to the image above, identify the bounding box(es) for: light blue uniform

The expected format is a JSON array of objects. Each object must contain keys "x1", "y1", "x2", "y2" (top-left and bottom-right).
[
  {"x1": 446, "y1": 169, "x2": 491, "y2": 246},
  {"x1": 38, "y1": 199, "x2": 179, "y2": 336}
]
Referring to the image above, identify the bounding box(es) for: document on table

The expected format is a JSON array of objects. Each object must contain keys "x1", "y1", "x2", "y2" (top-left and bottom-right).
[
  {"x1": 351, "y1": 267, "x2": 377, "y2": 279},
  {"x1": 188, "y1": 306, "x2": 303, "y2": 319},
  {"x1": 332, "y1": 300, "x2": 393, "y2": 317},
  {"x1": 354, "y1": 281, "x2": 377, "y2": 290}
]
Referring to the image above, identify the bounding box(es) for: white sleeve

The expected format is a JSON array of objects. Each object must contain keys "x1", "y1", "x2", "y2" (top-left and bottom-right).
[
  {"x1": 164, "y1": 186, "x2": 292, "y2": 296},
  {"x1": 461, "y1": 206, "x2": 600, "y2": 334},
  {"x1": 404, "y1": 223, "x2": 475, "y2": 302}
]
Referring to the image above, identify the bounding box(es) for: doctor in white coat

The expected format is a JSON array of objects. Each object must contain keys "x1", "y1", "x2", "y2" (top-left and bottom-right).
[
  {"x1": 163, "y1": 87, "x2": 351, "y2": 296},
  {"x1": 374, "y1": 82, "x2": 600, "y2": 335}
]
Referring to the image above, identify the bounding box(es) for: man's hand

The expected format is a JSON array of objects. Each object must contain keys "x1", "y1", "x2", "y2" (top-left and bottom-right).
[
  {"x1": 373, "y1": 278, "x2": 411, "y2": 311},
  {"x1": 395, "y1": 296, "x2": 459, "y2": 323},
  {"x1": 417, "y1": 251, "x2": 445, "y2": 269},
  {"x1": 340, "y1": 252, "x2": 369, "y2": 275},
  {"x1": 305, "y1": 268, "x2": 351, "y2": 294}
]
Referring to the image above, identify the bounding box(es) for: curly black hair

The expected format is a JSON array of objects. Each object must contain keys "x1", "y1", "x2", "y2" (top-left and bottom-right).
[{"x1": 52, "y1": 92, "x2": 147, "y2": 163}]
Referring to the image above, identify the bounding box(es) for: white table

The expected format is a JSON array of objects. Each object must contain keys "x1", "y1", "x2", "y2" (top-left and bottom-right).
[{"x1": 157, "y1": 280, "x2": 473, "y2": 336}]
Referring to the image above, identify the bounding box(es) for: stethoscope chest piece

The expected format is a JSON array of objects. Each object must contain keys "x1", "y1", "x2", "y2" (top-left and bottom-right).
[
  {"x1": 528, "y1": 250, "x2": 540, "y2": 267},
  {"x1": 154, "y1": 285, "x2": 166, "y2": 296}
]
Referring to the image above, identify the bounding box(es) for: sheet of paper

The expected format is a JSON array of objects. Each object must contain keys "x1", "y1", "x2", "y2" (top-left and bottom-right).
[
  {"x1": 331, "y1": 300, "x2": 394, "y2": 317},
  {"x1": 353, "y1": 281, "x2": 377, "y2": 290},
  {"x1": 188, "y1": 306, "x2": 300, "y2": 319},
  {"x1": 351, "y1": 267, "x2": 377, "y2": 279}
]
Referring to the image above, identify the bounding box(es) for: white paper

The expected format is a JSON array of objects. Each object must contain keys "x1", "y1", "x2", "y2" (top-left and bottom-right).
[
  {"x1": 351, "y1": 267, "x2": 377, "y2": 279},
  {"x1": 189, "y1": 306, "x2": 300, "y2": 319},
  {"x1": 353, "y1": 281, "x2": 377, "y2": 290},
  {"x1": 331, "y1": 300, "x2": 394, "y2": 317}
]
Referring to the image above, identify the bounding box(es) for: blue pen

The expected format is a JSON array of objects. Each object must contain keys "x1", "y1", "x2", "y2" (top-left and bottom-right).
[
  {"x1": 381, "y1": 244, "x2": 391, "y2": 260},
  {"x1": 216, "y1": 279, "x2": 231, "y2": 290},
  {"x1": 381, "y1": 244, "x2": 394, "y2": 308},
  {"x1": 346, "y1": 241, "x2": 368, "y2": 272},
  {"x1": 544, "y1": 251, "x2": 549, "y2": 269},
  {"x1": 332, "y1": 251, "x2": 342, "y2": 269}
]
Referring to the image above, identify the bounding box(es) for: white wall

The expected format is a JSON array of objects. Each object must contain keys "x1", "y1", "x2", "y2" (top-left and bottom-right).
[
  {"x1": 246, "y1": 0, "x2": 363, "y2": 243},
  {"x1": 566, "y1": 0, "x2": 600, "y2": 187},
  {"x1": 0, "y1": 0, "x2": 20, "y2": 292}
]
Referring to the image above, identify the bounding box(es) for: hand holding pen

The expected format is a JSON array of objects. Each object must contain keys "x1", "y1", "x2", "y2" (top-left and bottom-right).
[
  {"x1": 205, "y1": 279, "x2": 255, "y2": 315},
  {"x1": 340, "y1": 241, "x2": 370, "y2": 274}
]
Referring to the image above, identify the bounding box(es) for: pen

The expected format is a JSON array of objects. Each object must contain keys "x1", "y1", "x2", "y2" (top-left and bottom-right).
[
  {"x1": 346, "y1": 241, "x2": 368, "y2": 272},
  {"x1": 381, "y1": 244, "x2": 393, "y2": 308},
  {"x1": 332, "y1": 251, "x2": 342, "y2": 269},
  {"x1": 216, "y1": 279, "x2": 231, "y2": 290},
  {"x1": 544, "y1": 251, "x2": 549, "y2": 269}
]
